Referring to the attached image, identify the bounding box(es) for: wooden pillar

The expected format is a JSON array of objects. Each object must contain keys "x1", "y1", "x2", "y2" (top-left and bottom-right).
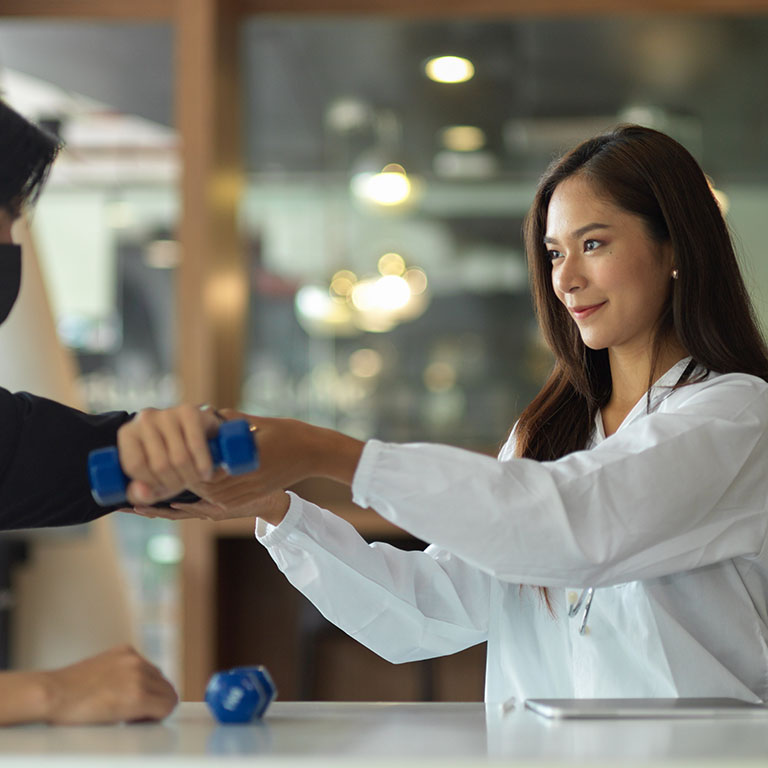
[{"x1": 175, "y1": 0, "x2": 247, "y2": 699}]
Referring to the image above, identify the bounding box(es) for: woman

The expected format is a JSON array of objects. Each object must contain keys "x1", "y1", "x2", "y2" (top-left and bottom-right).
[
  {"x1": 0, "y1": 99, "x2": 180, "y2": 723},
  {"x1": 124, "y1": 125, "x2": 768, "y2": 704}
]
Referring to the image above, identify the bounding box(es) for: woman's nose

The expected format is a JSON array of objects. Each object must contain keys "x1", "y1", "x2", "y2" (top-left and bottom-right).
[{"x1": 553, "y1": 255, "x2": 586, "y2": 295}]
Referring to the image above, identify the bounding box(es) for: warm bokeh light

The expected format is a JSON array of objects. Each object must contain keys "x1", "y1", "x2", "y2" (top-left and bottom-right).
[
  {"x1": 330, "y1": 269, "x2": 358, "y2": 297},
  {"x1": 404, "y1": 267, "x2": 428, "y2": 295},
  {"x1": 378, "y1": 252, "x2": 406, "y2": 276},
  {"x1": 349, "y1": 348, "x2": 384, "y2": 378},
  {"x1": 296, "y1": 262, "x2": 429, "y2": 337},
  {"x1": 351, "y1": 275, "x2": 410, "y2": 313},
  {"x1": 294, "y1": 284, "x2": 356, "y2": 336},
  {"x1": 441, "y1": 125, "x2": 486, "y2": 152},
  {"x1": 351, "y1": 163, "x2": 412, "y2": 206},
  {"x1": 375, "y1": 275, "x2": 411, "y2": 310},
  {"x1": 425, "y1": 56, "x2": 475, "y2": 84}
]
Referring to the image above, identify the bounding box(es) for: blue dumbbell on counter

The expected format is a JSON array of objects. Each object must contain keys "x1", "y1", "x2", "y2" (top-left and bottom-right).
[
  {"x1": 88, "y1": 419, "x2": 259, "y2": 506},
  {"x1": 206, "y1": 666, "x2": 277, "y2": 723}
]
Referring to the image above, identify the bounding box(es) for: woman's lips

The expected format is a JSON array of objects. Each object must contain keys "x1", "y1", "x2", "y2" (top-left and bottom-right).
[{"x1": 570, "y1": 302, "x2": 606, "y2": 320}]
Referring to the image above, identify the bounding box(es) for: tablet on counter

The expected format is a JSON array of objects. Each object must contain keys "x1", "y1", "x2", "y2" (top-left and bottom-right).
[{"x1": 524, "y1": 697, "x2": 768, "y2": 719}]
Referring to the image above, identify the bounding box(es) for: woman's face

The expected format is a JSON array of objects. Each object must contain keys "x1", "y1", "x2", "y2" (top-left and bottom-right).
[{"x1": 545, "y1": 174, "x2": 674, "y2": 355}]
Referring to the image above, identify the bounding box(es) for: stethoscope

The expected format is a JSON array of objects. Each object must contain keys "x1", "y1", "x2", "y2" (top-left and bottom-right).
[
  {"x1": 568, "y1": 587, "x2": 594, "y2": 635},
  {"x1": 565, "y1": 360, "x2": 699, "y2": 639}
]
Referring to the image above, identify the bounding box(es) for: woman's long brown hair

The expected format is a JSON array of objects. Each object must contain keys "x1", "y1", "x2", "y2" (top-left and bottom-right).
[{"x1": 516, "y1": 125, "x2": 768, "y2": 603}]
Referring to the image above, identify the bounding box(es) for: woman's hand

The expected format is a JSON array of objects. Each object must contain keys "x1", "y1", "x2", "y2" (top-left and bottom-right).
[
  {"x1": 117, "y1": 404, "x2": 223, "y2": 506},
  {"x1": 215, "y1": 409, "x2": 365, "y2": 492},
  {"x1": 132, "y1": 482, "x2": 291, "y2": 526},
  {"x1": 40, "y1": 645, "x2": 177, "y2": 725},
  {"x1": 122, "y1": 409, "x2": 364, "y2": 524}
]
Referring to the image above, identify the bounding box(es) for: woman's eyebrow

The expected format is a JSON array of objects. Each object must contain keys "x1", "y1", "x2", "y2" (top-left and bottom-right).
[{"x1": 544, "y1": 223, "x2": 611, "y2": 244}]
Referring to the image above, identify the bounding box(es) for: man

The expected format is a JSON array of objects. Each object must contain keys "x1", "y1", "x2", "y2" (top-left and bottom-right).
[{"x1": 0, "y1": 99, "x2": 176, "y2": 724}]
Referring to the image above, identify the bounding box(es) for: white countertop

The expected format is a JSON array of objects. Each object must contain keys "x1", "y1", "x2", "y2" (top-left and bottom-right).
[{"x1": 1, "y1": 701, "x2": 768, "y2": 766}]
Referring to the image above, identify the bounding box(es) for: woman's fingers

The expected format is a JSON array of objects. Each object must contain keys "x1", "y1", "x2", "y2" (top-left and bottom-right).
[{"x1": 123, "y1": 505, "x2": 206, "y2": 520}]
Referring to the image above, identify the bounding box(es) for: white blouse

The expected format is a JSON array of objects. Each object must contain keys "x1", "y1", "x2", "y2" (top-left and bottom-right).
[{"x1": 256, "y1": 359, "x2": 768, "y2": 705}]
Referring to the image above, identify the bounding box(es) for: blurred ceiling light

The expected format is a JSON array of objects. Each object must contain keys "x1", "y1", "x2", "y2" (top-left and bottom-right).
[
  {"x1": 425, "y1": 56, "x2": 475, "y2": 84},
  {"x1": 378, "y1": 252, "x2": 406, "y2": 276},
  {"x1": 351, "y1": 163, "x2": 411, "y2": 206},
  {"x1": 441, "y1": 125, "x2": 486, "y2": 152},
  {"x1": 296, "y1": 259, "x2": 430, "y2": 337},
  {"x1": 349, "y1": 348, "x2": 383, "y2": 379},
  {"x1": 351, "y1": 275, "x2": 410, "y2": 313},
  {"x1": 375, "y1": 275, "x2": 411, "y2": 311},
  {"x1": 330, "y1": 269, "x2": 357, "y2": 297},
  {"x1": 404, "y1": 267, "x2": 428, "y2": 295},
  {"x1": 294, "y1": 284, "x2": 356, "y2": 336},
  {"x1": 144, "y1": 238, "x2": 180, "y2": 269}
]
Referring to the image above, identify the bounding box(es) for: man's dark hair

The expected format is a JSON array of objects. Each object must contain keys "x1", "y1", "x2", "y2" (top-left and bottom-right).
[{"x1": 0, "y1": 100, "x2": 61, "y2": 218}]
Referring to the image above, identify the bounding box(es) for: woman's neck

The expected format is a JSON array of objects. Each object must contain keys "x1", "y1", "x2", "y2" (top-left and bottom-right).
[{"x1": 606, "y1": 339, "x2": 688, "y2": 418}]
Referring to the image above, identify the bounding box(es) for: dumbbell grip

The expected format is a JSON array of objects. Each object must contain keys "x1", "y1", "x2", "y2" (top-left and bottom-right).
[{"x1": 88, "y1": 419, "x2": 258, "y2": 507}]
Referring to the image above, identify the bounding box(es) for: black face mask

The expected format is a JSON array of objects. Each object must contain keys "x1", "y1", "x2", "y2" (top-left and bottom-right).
[{"x1": 0, "y1": 244, "x2": 22, "y2": 325}]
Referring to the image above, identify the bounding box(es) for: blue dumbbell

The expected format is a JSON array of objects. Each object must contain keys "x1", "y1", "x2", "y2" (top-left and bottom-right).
[
  {"x1": 206, "y1": 666, "x2": 277, "y2": 723},
  {"x1": 88, "y1": 419, "x2": 259, "y2": 506}
]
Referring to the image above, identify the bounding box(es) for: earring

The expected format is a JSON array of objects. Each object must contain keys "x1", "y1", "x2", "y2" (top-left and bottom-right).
[{"x1": 671, "y1": 269, "x2": 679, "y2": 280}]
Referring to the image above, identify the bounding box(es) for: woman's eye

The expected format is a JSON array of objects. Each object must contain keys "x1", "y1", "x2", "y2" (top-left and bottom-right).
[
  {"x1": 584, "y1": 239, "x2": 600, "y2": 252},
  {"x1": 547, "y1": 249, "x2": 563, "y2": 262}
]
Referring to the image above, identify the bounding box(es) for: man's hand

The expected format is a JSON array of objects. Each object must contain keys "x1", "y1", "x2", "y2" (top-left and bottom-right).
[
  {"x1": 116, "y1": 405, "x2": 223, "y2": 505},
  {"x1": 41, "y1": 645, "x2": 178, "y2": 725}
]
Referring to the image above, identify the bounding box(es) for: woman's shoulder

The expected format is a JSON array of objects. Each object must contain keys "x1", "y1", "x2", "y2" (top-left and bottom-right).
[
  {"x1": 690, "y1": 368, "x2": 768, "y2": 394},
  {"x1": 664, "y1": 368, "x2": 768, "y2": 416}
]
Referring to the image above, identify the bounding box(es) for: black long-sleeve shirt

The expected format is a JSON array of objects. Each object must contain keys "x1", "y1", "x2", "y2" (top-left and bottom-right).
[{"x1": 0, "y1": 388, "x2": 130, "y2": 530}]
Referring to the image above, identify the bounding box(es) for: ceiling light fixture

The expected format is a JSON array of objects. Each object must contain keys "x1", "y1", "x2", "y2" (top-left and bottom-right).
[
  {"x1": 425, "y1": 56, "x2": 475, "y2": 84},
  {"x1": 351, "y1": 163, "x2": 412, "y2": 206}
]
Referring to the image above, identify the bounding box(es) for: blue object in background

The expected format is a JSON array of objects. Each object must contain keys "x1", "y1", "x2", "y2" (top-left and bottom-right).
[
  {"x1": 206, "y1": 665, "x2": 277, "y2": 723},
  {"x1": 88, "y1": 419, "x2": 259, "y2": 506}
]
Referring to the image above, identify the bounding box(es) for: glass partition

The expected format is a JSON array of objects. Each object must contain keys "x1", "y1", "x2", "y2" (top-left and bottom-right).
[{"x1": 238, "y1": 15, "x2": 768, "y2": 452}]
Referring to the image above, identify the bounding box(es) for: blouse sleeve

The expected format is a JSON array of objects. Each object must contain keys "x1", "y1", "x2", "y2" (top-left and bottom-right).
[
  {"x1": 256, "y1": 492, "x2": 490, "y2": 664},
  {"x1": 0, "y1": 388, "x2": 131, "y2": 530},
  {"x1": 352, "y1": 373, "x2": 768, "y2": 587}
]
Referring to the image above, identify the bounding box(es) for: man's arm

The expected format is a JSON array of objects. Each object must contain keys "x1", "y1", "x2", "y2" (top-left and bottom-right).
[
  {"x1": 0, "y1": 645, "x2": 177, "y2": 725},
  {"x1": 0, "y1": 389, "x2": 131, "y2": 530}
]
